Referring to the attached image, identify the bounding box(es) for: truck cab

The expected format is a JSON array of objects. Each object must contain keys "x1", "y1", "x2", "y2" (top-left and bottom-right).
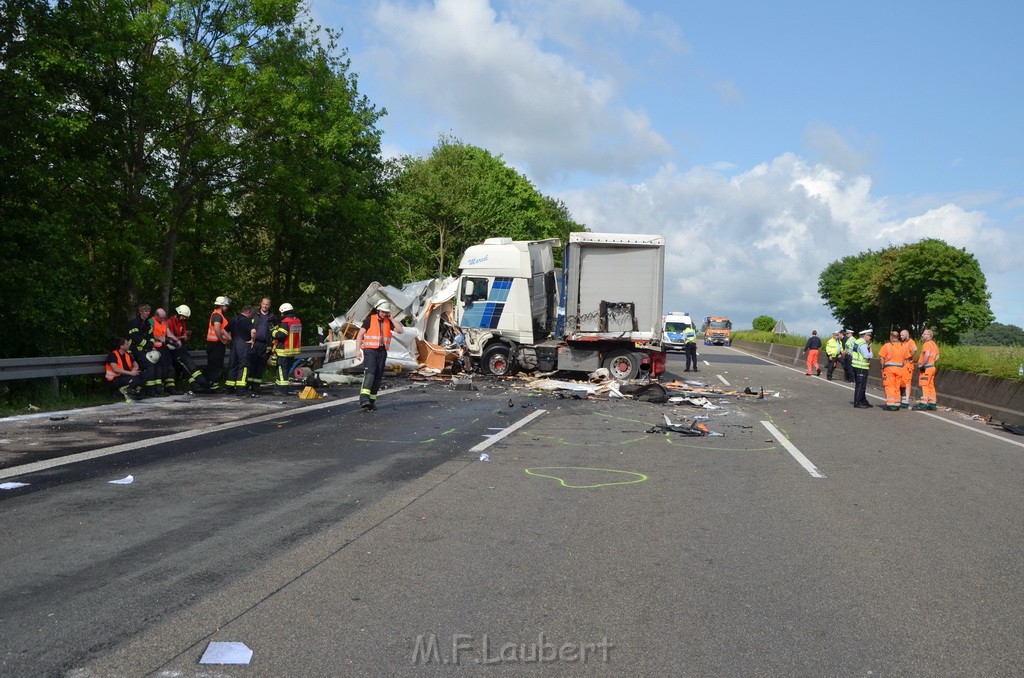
[{"x1": 702, "y1": 316, "x2": 732, "y2": 346}]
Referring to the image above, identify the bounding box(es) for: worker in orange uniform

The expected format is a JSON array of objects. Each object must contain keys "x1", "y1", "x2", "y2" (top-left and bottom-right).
[
  {"x1": 913, "y1": 328, "x2": 940, "y2": 410},
  {"x1": 205, "y1": 296, "x2": 232, "y2": 388},
  {"x1": 803, "y1": 330, "x2": 822, "y2": 376},
  {"x1": 899, "y1": 329, "x2": 917, "y2": 408},
  {"x1": 271, "y1": 302, "x2": 302, "y2": 395},
  {"x1": 356, "y1": 300, "x2": 404, "y2": 410},
  {"x1": 878, "y1": 330, "x2": 905, "y2": 411},
  {"x1": 150, "y1": 308, "x2": 174, "y2": 395}
]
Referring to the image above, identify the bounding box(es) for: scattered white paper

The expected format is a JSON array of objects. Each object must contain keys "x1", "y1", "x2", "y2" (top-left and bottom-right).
[
  {"x1": 199, "y1": 641, "x2": 253, "y2": 665},
  {"x1": 0, "y1": 482, "x2": 28, "y2": 490},
  {"x1": 479, "y1": 453, "x2": 490, "y2": 462},
  {"x1": 108, "y1": 475, "x2": 134, "y2": 485}
]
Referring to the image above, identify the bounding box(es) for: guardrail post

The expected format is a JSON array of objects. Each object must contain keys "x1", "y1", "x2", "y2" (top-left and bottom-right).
[{"x1": 51, "y1": 375, "x2": 60, "y2": 397}]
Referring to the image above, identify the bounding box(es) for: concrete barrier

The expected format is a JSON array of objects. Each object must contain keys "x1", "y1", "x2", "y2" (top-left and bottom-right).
[{"x1": 732, "y1": 340, "x2": 1024, "y2": 426}]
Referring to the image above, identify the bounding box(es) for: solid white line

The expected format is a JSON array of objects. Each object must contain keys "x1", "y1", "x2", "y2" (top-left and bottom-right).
[
  {"x1": 761, "y1": 421, "x2": 825, "y2": 478},
  {"x1": 919, "y1": 411, "x2": 1024, "y2": 450},
  {"x1": 717, "y1": 374, "x2": 731, "y2": 386},
  {"x1": 703, "y1": 359, "x2": 711, "y2": 366},
  {"x1": 469, "y1": 409, "x2": 547, "y2": 453},
  {"x1": 0, "y1": 387, "x2": 413, "y2": 480}
]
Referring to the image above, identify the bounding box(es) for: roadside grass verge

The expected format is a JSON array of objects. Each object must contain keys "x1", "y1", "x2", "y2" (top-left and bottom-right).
[{"x1": 732, "y1": 331, "x2": 1024, "y2": 380}]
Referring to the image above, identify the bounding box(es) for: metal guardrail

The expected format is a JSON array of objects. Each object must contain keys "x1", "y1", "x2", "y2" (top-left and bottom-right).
[{"x1": 0, "y1": 346, "x2": 327, "y2": 393}]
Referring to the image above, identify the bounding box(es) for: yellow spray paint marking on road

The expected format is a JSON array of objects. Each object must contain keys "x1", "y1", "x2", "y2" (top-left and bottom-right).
[
  {"x1": 441, "y1": 428, "x2": 457, "y2": 436},
  {"x1": 524, "y1": 467, "x2": 648, "y2": 489}
]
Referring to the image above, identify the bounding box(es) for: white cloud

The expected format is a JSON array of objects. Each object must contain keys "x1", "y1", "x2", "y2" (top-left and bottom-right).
[
  {"x1": 559, "y1": 154, "x2": 1015, "y2": 334},
  {"x1": 365, "y1": 0, "x2": 672, "y2": 181}
]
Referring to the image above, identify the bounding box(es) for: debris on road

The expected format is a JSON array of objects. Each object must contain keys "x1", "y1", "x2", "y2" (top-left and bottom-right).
[
  {"x1": 199, "y1": 641, "x2": 253, "y2": 665},
  {"x1": 1, "y1": 482, "x2": 29, "y2": 490},
  {"x1": 108, "y1": 475, "x2": 134, "y2": 485},
  {"x1": 647, "y1": 414, "x2": 717, "y2": 436}
]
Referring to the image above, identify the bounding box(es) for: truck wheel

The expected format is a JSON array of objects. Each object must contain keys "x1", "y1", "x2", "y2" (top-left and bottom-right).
[
  {"x1": 482, "y1": 344, "x2": 516, "y2": 376},
  {"x1": 604, "y1": 349, "x2": 640, "y2": 381}
]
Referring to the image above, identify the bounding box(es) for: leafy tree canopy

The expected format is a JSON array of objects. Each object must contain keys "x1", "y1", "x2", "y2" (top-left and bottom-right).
[
  {"x1": 959, "y1": 322, "x2": 1024, "y2": 346},
  {"x1": 817, "y1": 239, "x2": 993, "y2": 344},
  {"x1": 752, "y1": 315, "x2": 776, "y2": 332},
  {"x1": 386, "y1": 135, "x2": 584, "y2": 280}
]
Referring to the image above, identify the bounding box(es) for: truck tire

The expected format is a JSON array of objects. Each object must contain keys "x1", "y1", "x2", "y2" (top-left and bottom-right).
[
  {"x1": 482, "y1": 344, "x2": 516, "y2": 376},
  {"x1": 604, "y1": 349, "x2": 641, "y2": 381}
]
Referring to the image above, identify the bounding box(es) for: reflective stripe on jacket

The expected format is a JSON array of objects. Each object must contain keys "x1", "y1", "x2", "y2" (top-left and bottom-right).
[
  {"x1": 105, "y1": 351, "x2": 134, "y2": 381},
  {"x1": 851, "y1": 338, "x2": 871, "y2": 370},
  {"x1": 361, "y1": 313, "x2": 393, "y2": 350},
  {"x1": 274, "y1": 315, "x2": 302, "y2": 357}
]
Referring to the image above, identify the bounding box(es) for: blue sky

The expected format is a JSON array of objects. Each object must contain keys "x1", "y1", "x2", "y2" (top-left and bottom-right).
[{"x1": 310, "y1": 0, "x2": 1024, "y2": 335}]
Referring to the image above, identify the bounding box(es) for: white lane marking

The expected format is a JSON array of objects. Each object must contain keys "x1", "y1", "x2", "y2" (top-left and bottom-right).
[
  {"x1": 0, "y1": 387, "x2": 413, "y2": 480},
  {"x1": 470, "y1": 409, "x2": 547, "y2": 453},
  {"x1": 919, "y1": 411, "x2": 1024, "y2": 450},
  {"x1": 761, "y1": 421, "x2": 825, "y2": 478},
  {"x1": 703, "y1": 360, "x2": 711, "y2": 366},
  {"x1": 717, "y1": 374, "x2": 731, "y2": 386}
]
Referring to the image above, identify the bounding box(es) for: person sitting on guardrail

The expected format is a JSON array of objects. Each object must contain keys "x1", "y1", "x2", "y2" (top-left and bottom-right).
[
  {"x1": 167, "y1": 304, "x2": 210, "y2": 392},
  {"x1": 127, "y1": 304, "x2": 155, "y2": 395},
  {"x1": 150, "y1": 308, "x2": 173, "y2": 396},
  {"x1": 105, "y1": 337, "x2": 143, "y2": 403}
]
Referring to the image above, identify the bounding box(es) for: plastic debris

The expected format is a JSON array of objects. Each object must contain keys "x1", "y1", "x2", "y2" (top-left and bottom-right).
[
  {"x1": 647, "y1": 414, "x2": 713, "y2": 436},
  {"x1": 0, "y1": 482, "x2": 29, "y2": 490},
  {"x1": 299, "y1": 386, "x2": 323, "y2": 400},
  {"x1": 479, "y1": 453, "x2": 490, "y2": 461},
  {"x1": 108, "y1": 475, "x2": 134, "y2": 484},
  {"x1": 199, "y1": 641, "x2": 253, "y2": 665}
]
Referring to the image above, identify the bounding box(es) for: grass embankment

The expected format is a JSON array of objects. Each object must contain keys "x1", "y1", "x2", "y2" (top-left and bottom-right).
[
  {"x1": 731, "y1": 330, "x2": 1024, "y2": 380},
  {"x1": 0, "y1": 378, "x2": 117, "y2": 418}
]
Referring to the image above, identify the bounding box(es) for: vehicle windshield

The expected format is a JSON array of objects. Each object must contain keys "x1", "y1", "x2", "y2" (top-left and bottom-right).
[
  {"x1": 664, "y1": 322, "x2": 689, "y2": 333},
  {"x1": 707, "y1": 320, "x2": 731, "y2": 329}
]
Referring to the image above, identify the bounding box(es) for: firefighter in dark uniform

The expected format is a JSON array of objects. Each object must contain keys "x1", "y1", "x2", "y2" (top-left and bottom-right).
[
  {"x1": 225, "y1": 305, "x2": 256, "y2": 394},
  {"x1": 271, "y1": 303, "x2": 302, "y2": 395},
  {"x1": 205, "y1": 296, "x2": 231, "y2": 388},
  {"x1": 356, "y1": 300, "x2": 404, "y2": 410},
  {"x1": 127, "y1": 303, "x2": 159, "y2": 395},
  {"x1": 167, "y1": 304, "x2": 210, "y2": 391},
  {"x1": 105, "y1": 337, "x2": 143, "y2": 402}
]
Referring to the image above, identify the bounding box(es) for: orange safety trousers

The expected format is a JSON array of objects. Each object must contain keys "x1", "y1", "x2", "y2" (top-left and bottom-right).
[
  {"x1": 805, "y1": 349, "x2": 820, "y2": 374},
  {"x1": 882, "y1": 366, "x2": 903, "y2": 407},
  {"x1": 918, "y1": 366, "x2": 937, "y2": 404}
]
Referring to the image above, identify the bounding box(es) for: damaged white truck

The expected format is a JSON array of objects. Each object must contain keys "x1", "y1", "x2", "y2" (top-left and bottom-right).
[{"x1": 457, "y1": 232, "x2": 667, "y2": 380}]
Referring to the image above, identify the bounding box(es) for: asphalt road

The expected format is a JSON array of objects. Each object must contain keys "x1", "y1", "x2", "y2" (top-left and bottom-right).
[{"x1": 3, "y1": 348, "x2": 1024, "y2": 676}]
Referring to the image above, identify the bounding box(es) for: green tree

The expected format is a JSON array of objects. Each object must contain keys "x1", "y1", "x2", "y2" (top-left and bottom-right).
[
  {"x1": 960, "y1": 322, "x2": 1024, "y2": 346},
  {"x1": 387, "y1": 136, "x2": 583, "y2": 280},
  {"x1": 752, "y1": 315, "x2": 776, "y2": 332},
  {"x1": 818, "y1": 239, "x2": 993, "y2": 343}
]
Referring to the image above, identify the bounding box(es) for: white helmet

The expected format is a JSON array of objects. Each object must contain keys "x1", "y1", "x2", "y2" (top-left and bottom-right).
[
  {"x1": 374, "y1": 299, "x2": 394, "y2": 313},
  {"x1": 214, "y1": 296, "x2": 231, "y2": 306},
  {"x1": 175, "y1": 304, "x2": 191, "y2": 318},
  {"x1": 279, "y1": 302, "x2": 294, "y2": 314},
  {"x1": 146, "y1": 350, "x2": 161, "y2": 364}
]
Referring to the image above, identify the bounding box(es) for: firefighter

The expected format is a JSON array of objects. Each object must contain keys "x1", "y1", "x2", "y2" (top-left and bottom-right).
[
  {"x1": 913, "y1": 329, "x2": 940, "y2": 411},
  {"x1": 682, "y1": 321, "x2": 698, "y2": 372},
  {"x1": 205, "y1": 296, "x2": 232, "y2": 388},
  {"x1": 899, "y1": 329, "x2": 917, "y2": 409},
  {"x1": 105, "y1": 337, "x2": 143, "y2": 403},
  {"x1": 248, "y1": 297, "x2": 277, "y2": 393},
  {"x1": 878, "y1": 330, "x2": 904, "y2": 411},
  {"x1": 271, "y1": 302, "x2": 302, "y2": 395},
  {"x1": 127, "y1": 304, "x2": 157, "y2": 395},
  {"x1": 167, "y1": 304, "x2": 210, "y2": 391},
  {"x1": 852, "y1": 328, "x2": 874, "y2": 408},
  {"x1": 356, "y1": 300, "x2": 404, "y2": 410},
  {"x1": 150, "y1": 308, "x2": 173, "y2": 395},
  {"x1": 224, "y1": 305, "x2": 256, "y2": 394}
]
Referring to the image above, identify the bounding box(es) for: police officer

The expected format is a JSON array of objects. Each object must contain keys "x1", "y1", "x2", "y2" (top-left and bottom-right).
[
  {"x1": 683, "y1": 321, "x2": 698, "y2": 372},
  {"x1": 852, "y1": 328, "x2": 874, "y2": 408}
]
